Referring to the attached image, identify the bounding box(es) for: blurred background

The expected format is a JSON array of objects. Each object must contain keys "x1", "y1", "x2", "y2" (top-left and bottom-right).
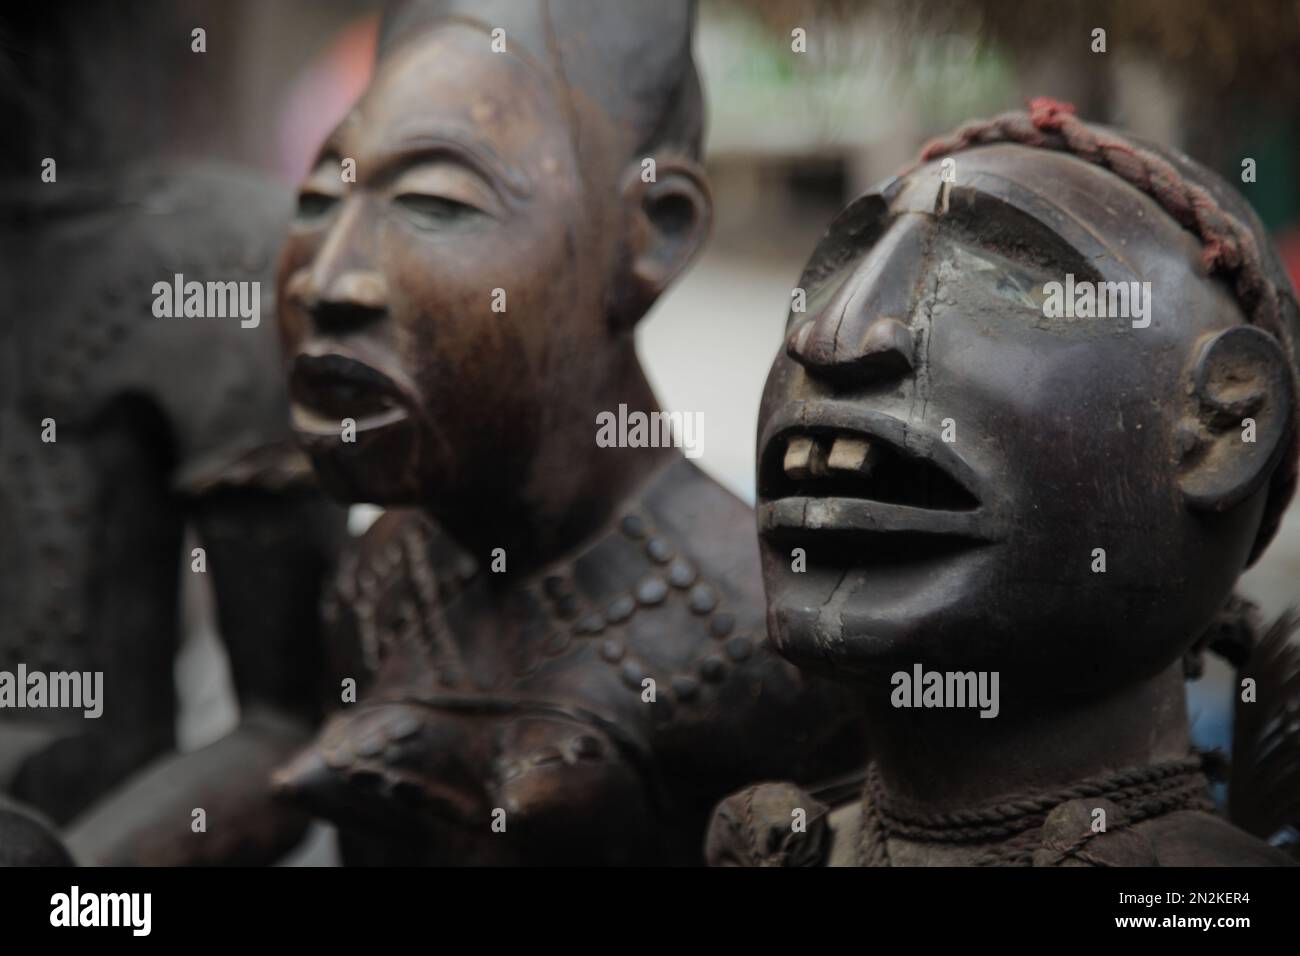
[{"x1": 6, "y1": 0, "x2": 1299, "y2": 859}]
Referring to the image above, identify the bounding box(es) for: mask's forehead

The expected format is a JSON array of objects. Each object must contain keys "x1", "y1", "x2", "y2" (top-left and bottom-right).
[
  {"x1": 377, "y1": 0, "x2": 699, "y2": 159},
  {"x1": 901, "y1": 147, "x2": 1202, "y2": 272},
  {"x1": 901, "y1": 128, "x2": 1299, "y2": 371},
  {"x1": 358, "y1": 27, "x2": 561, "y2": 174},
  {"x1": 800, "y1": 145, "x2": 1231, "y2": 328}
]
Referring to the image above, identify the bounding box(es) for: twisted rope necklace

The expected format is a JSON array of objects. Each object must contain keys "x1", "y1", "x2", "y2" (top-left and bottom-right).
[{"x1": 857, "y1": 755, "x2": 1214, "y2": 867}]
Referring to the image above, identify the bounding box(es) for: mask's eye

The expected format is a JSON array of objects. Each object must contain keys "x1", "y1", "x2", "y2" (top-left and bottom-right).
[
  {"x1": 296, "y1": 190, "x2": 339, "y2": 221},
  {"x1": 294, "y1": 155, "x2": 346, "y2": 224},
  {"x1": 950, "y1": 245, "x2": 1049, "y2": 313},
  {"x1": 394, "y1": 193, "x2": 483, "y2": 230}
]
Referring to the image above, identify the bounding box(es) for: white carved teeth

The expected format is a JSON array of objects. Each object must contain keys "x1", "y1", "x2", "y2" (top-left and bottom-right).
[
  {"x1": 783, "y1": 435, "x2": 828, "y2": 480},
  {"x1": 784, "y1": 434, "x2": 882, "y2": 481},
  {"x1": 775, "y1": 431, "x2": 977, "y2": 511},
  {"x1": 827, "y1": 436, "x2": 879, "y2": 476}
]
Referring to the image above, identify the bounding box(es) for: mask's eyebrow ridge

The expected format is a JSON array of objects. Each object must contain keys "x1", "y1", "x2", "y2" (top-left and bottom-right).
[
  {"x1": 365, "y1": 131, "x2": 533, "y2": 203},
  {"x1": 939, "y1": 170, "x2": 1135, "y2": 282}
]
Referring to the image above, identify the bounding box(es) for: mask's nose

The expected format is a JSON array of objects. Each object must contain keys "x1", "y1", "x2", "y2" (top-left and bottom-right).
[
  {"x1": 285, "y1": 201, "x2": 388, "y2": 334},
  {"x1": 786, "y1": 215, "x2": 931, "y2": 388}
]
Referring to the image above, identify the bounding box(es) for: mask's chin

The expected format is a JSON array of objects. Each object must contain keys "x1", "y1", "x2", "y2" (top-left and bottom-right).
[
  {"x1": 760, "y1": 529, "x2": 1005, "y2": 679},
  {"x1": 296, "y1": 414, "x2": 429, "y2": 505}
]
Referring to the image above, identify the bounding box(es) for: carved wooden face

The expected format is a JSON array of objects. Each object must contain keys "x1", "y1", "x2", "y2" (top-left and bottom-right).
[
  {"x1": 757, "y1": 145, "x2": 1295, "y2": 696},
  {"x1": 277, "y1": 24, "x2": 621, "y2": 512}
]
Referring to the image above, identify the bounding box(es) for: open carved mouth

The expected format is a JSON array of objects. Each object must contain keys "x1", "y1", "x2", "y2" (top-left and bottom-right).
[
  {"x1": 757, "y1": 403, "x2": 1003, "y2": 544},
  {"x1": 761, "y1": 429, "x2": 979, "y2": 511},
  {"x1": 289, "y1": 352, "x2": 411, "y2": 435}
]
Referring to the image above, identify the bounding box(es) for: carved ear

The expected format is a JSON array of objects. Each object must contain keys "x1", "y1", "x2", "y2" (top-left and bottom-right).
[
  {"x1": 610, "y1": 154, "x2": 712, "y2": 330},
  {"x1": 1179, "y1": 325, "x2": 1296, "y2": 512}
]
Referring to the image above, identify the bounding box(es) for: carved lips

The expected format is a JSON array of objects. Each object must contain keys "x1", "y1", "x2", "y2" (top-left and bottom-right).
[
  {"x1": 757, "y1": 400, "x2": 1003, "y2": 545},
  {"x1": 288, "y1": 351, "x2": 414, "y2": 437}
]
